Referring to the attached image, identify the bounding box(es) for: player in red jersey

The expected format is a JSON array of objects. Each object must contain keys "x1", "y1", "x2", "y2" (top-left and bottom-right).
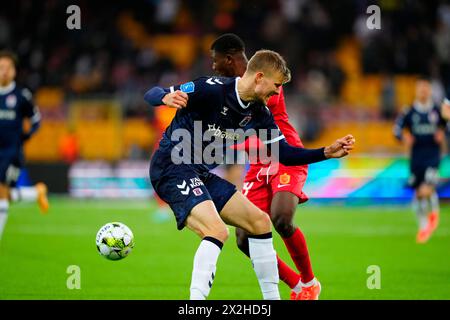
[{"x1": 210, "y1": 34, "x2": 320, "y2": 300}]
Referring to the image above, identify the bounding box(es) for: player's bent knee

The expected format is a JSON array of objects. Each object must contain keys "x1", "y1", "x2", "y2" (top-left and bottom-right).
[
  {"x1": 247, "y1": 210, "x2": 271, "y2": 235},
  {"x1": 201, "y1": 221, "x2": 229, "y2": 243},
  {"x1": 416, "y1": 187, "x2": 425, "y2": 199},
  {"x1": 271, "y1": 214, "x2": 295, "y2": 237},
  {"x1": 186, "y1": 215, "x2": 229, "y2": 243},
  {"x1": 425, "y1": 185, "x2": 434, "y2": 197},
  {"x1": 203, "y1": 226, "x2": 229, "y2": 243},
  {"x1": 417, "y1": 184, "x2": 433, "y2": 198},
  {"x1": 271, "y1": 207, "x2": 295, "y2": 225},
  {"x1": 216, "y1": 227, "x2": 230, "y2": 243}
]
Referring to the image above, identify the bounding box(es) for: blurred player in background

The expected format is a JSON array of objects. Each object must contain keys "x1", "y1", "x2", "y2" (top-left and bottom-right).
[
  {"x1": 394, "y1": 77, "x2": 447, "y2": 243},
  {"x1": 210, "y1": 34, "x2": 320, "y2": 300},
  {"x1": 0, "y1": 50, "x2": 49, "y2": 240}
]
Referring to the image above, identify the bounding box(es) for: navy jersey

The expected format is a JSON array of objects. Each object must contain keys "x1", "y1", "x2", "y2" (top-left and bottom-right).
[
  {"x1": 145, "y1": 76, "x2": 325, "y2": 172},
  {"x1": 393, "y1": 102, "x2": 447, "y2": 168},
  {"x1": 145, "y1": 76, "x2": 331, "y2": 229},
  {"x1": 0, "y1": 82, "x2": 41, "y2": 154}
]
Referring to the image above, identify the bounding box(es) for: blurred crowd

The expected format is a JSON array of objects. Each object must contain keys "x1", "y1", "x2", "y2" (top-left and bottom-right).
[{"x1": 1, "y1": 0, "x2": 449, "y2": 139}]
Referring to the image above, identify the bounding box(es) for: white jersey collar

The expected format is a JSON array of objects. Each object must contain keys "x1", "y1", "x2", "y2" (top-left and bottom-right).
[
  {"x1": 413, "y1": 99, "x2": 433, "y2": 113},
  {"x1": 235, "y1": 77, "x2": 251, "y2": 109},
  {"x1": 0, "y1": 81, "x2": 16, "y2": 95}
]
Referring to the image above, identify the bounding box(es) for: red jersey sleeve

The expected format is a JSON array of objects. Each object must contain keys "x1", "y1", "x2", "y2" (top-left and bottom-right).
[{"x1": 266, "y1": 87, "x2": 304, "y2": 147}]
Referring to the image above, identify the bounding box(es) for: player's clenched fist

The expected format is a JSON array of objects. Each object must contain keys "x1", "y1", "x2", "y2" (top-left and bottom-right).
[
  {"x1": 324, "y1": 134, "x2": 356, "y2": 159},
  {"x1": 162, "y1": 90, "x2": 189, "y2": 109}
]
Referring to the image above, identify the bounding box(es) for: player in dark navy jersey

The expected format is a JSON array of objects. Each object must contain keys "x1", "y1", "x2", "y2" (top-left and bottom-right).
[
  {"x1": 0, "y1": 51, "x2": 49, "y2": 240},
  {"x1": 145, "y1": 50, "x2": 355, "y2": 300},
  {"x1": 210, "y1": 33, "x2": 320, "y2": 300},
  {"x1": 394, "y1": 77, "x2": 447, "y2": 243}
]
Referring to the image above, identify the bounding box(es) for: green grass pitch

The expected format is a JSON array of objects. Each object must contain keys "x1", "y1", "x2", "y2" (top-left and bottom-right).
[{"x1": 0, "y1": 197, "x2": 449, "y2": 300}]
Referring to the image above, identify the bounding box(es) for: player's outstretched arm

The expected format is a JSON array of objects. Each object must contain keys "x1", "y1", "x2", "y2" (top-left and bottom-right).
[
  {"x1": 276, "y1": 134, "x2": 355, "y2": 166},
  {"x1": 144, "y1": 87, "x2": 188, "y2": 109}
]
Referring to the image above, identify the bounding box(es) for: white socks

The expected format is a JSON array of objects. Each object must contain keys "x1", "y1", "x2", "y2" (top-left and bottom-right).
[
  {"x1": 429, "y1": 192, "x2": 439, "y2": 214},
  {"x1": 190, "y1": 237, "x2": 223, "y2": 300},
  {"x1": 0, "y1": 199, "x2": 9, "y2": 240},
  {"x1": 301, "y1": 277, "x2": 318, "y2": 287},
  {"x1": 414, "y1": 192, "x2": 440, "y2": 230},
  {"x1": 292, "y1": 279, "x2": 303, "y2": 294},
  {"x1": 10, "y1": 187, "x2": 38, "y2": 202},
  {"x1": 413, "y1": 197, "x2": 428, "y2": 230},
  {"x1": 248, "y1": 233, "x2": 280, "y2": 300},
  {"x1": 189, "y1": 233, "x2": 280, "y2": 300},
  {"x1": 292, "y1": 277, "x2": 318, "y2": 294}
]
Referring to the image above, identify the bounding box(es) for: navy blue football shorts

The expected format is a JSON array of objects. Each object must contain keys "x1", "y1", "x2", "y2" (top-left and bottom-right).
[
  {"x1": 408, "y1": 165, "x2": 439, "y2": 189},
  {"x1": 0, "y1": 151, "x2": 23, "y2": 187},
  {"x1": 150, "y1": 150, "x2": 237, "y2": 230}
]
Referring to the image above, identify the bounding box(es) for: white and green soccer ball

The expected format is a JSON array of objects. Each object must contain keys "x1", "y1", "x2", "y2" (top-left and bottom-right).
[{"x1": 96, "y1": 222, "x2": 134, "y2": 260}]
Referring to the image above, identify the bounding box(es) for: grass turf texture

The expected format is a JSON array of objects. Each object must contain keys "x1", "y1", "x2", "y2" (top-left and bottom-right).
[{"x1": 0, "y1": 197, "x2": 449, "y2": 299}]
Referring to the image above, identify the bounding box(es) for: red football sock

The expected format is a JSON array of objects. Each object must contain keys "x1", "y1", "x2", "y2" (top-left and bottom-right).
[
  {"x1": 277, "y1": 255, "x2": 301, "y2": 289},
  {"x1": 282, "y1": 227, "x2": 315, "y2": 283}
]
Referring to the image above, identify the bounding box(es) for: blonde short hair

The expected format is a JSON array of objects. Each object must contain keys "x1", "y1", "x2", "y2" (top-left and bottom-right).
[{"x1": 247, "y1": 49, "x2": 291, "y2": 83}]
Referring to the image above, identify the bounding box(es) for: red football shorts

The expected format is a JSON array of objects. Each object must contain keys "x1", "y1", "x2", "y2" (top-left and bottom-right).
[{"x1": 242, "y1": 163, "x2": 308, "y2": 215}]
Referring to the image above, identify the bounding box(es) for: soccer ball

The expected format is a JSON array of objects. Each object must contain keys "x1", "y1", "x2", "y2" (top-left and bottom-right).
[{"x1": 96, "y1": 222, "x2": 134, "y2": 260}]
